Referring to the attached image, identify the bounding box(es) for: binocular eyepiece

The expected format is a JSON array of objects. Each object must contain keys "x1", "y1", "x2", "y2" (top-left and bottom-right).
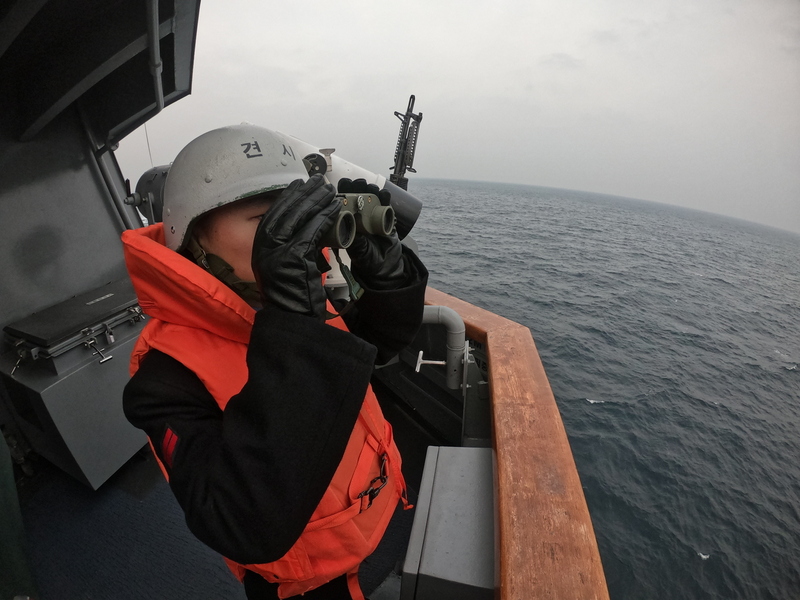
[{"x1": 323, "y1": 193, "x2": 395, "y2": 249}]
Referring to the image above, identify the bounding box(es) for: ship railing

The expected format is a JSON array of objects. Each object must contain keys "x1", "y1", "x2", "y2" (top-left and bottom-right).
[{"x1": 424, "y1": 287, "x2": 609, "y2": 600}]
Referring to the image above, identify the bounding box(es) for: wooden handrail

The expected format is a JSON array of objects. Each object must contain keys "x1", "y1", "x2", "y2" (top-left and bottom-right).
[{"x1": 426, "y1": 287, "x2": 609, "y2": 600}]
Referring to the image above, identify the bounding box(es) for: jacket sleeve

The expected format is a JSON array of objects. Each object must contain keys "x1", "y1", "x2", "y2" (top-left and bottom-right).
[
  {"x1": 341, "y1": 246, "x2": 428, "y2": 364},
  {"x1": 123, "y1": 307, "x2": 377, "y2": 565}
]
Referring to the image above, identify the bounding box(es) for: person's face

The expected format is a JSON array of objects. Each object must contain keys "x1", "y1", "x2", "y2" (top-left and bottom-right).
[{"x1": 195, "y1": 195, "x2": 276, "y2": 281}]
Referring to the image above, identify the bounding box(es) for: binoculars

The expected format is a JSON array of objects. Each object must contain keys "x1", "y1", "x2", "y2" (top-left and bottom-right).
[{"x1": 323, "y1": 193, "x2": 395, "y2": 249}]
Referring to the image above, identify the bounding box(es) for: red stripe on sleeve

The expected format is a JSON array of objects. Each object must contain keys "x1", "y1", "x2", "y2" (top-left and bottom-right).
[{"x1": 162, "y1": 427, "x2": 178, "y2": 468}]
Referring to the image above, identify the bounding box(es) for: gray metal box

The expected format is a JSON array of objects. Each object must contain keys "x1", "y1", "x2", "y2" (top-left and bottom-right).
[
  {"x1": 0, "y1": 281, "x2": 147, "y2": 489},
  {"x1": 402, "y1": 446, "x2": 496, "y2": 600}
]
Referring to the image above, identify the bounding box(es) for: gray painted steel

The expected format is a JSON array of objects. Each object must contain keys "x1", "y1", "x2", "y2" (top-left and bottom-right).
[
  {"x1": 0, "y1": 312, "x2": 147, "y2": 489},
  {"x1": 0, "y1": 0, "x2": 200, "y2": 489},
  {"x1": 402, "y1": 446, "x2": 496, "y2": 599},
  {"x1": 0, "y1": 107, "x2": 146, "y2": 489},
  {"x1": 0, "y1": 112, "x2": 133, "y2": 330},
  {"x1": 0, "y1": 439, "x2": 38, "y2": 599}
]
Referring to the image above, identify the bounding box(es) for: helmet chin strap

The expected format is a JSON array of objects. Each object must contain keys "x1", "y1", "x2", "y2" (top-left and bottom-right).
[{"x1": 185, "y1": 236, "x2": 263, "y2": 308}]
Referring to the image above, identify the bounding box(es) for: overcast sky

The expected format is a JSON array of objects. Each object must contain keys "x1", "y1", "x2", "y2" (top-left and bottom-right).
[{"x1": 116, "y1": 0, "x2": 800, "y2": 234}]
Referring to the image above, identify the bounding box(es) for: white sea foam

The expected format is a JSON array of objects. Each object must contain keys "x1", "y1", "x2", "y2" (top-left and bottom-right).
[
  {"x1": 586, "y1": 399, "x2": 605, "y2": 404},
  {"x1": 698, "y1": 553, "x2": 710, "y2": 560}
]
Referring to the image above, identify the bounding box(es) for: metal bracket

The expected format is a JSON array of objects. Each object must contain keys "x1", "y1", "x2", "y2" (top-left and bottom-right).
[{"x1": 462, "y1": 342, "x2": 473, "y2": 395}]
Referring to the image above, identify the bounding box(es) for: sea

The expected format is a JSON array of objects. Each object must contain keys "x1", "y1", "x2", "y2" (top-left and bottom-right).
[{"x1": 408, "y1": 178, "x2": 800, "y2": 600}]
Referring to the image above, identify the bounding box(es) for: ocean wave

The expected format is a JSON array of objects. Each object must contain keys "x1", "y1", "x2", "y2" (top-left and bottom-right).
[{"x1": 412, "y1": 179, "x2": 800, "y2": 600}]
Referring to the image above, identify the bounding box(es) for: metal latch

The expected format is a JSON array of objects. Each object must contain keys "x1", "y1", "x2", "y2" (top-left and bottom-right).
[
  {"x1": 84, "y1": 338, "x2": 112, "y2": 364},
  {"x1": 358, "y1": 453, "x2": 389, "y2": 510},
  {"x1": 415, "y1": 350, "x2": 447, "y2": 372}
]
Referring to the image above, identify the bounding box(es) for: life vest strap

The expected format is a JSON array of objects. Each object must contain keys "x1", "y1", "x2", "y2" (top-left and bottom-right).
[{"x1": 346, "y1": 569, "x2": 366, "y2": 600}]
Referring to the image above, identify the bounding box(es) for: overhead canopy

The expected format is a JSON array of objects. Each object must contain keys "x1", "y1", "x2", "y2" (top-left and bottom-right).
[{"x1": 0, "y1": 0, "x2": 200, "y2": 146}]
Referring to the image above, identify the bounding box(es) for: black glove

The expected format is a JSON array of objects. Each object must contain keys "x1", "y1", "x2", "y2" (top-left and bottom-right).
[
  {"x1": 338, "y1": 178, "x2": 406, "y2": 291},
  {"x1": 251, "y1": 175, "x2": 339, "y2": 319}
]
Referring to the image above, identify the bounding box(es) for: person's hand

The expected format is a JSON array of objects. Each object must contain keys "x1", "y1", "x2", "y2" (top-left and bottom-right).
[
  {"x1": 251, "y1": 175, "x2": 339, "y2": 319},
  {"x1": 338, "y1": 178, "x2": 406, "y2": 290}
]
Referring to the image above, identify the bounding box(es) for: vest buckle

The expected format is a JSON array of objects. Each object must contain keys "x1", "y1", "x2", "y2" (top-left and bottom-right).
[{"x1": 358, "y1": 453, "x2": 388, "y2": 510}]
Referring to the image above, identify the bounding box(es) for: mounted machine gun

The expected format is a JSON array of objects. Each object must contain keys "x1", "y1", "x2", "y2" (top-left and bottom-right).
[{"x1": 389, "y1": 95, "x2": 423, "y2": 191}]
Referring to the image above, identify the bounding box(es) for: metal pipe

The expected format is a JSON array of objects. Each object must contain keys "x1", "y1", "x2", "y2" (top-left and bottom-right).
[
  {"x1": 96, "y1": 1, "x2": 165, "y2": 152},
  {"x1": 422, "y1": 305, "x2": 466, "y2": 390},
  {"x1": 146, "y1": 0, "x2": 165, "y2": 111},
  {"x1": 78, "y1": 107, "x2": 137, "y2": 230},
  {"x1": 95, "y1": 150, "x2": 137, "y2": 230}
]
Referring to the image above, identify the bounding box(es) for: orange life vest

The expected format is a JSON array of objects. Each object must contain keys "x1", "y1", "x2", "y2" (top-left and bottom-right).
[{"x1": 122, "y1": 224, "x2": 407, "y2": 599}]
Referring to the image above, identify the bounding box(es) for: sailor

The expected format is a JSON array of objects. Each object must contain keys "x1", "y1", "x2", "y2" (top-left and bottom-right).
[{"x1": 121, "y1": 124, "x2": 427, "y2": 600}]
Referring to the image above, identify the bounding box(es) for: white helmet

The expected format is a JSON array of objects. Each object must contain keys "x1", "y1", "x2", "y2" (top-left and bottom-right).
[{"x1": 162, "y1": 124, "x2": 309, "y2": 251}]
